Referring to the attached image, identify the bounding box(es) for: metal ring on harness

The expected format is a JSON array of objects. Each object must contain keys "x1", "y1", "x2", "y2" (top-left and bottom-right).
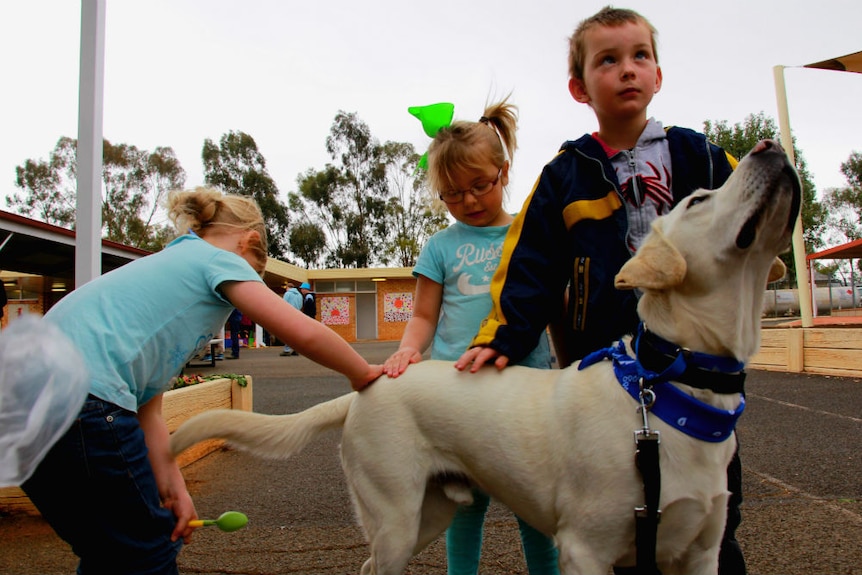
[{"x1": 639, "y1": 387, "x2": 656, "y2": 411}]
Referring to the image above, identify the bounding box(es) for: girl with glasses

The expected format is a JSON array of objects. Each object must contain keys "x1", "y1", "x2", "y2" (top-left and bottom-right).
[{"x1": 383, "y1": 99, "x2": 558, "y2": 575}]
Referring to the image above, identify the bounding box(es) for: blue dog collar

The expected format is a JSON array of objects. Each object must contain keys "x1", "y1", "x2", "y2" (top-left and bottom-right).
[{"x1": 580, "y1": 340, "x2": 744, "y2": 442}]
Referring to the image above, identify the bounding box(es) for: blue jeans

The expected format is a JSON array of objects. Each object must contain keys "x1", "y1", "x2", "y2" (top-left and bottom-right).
[
  {"x1": 22, "y1": 395, "x2": 182, "y2": 575},
  {"x1": 446, "y1": 488, "x2": 559, "y2": 575}
]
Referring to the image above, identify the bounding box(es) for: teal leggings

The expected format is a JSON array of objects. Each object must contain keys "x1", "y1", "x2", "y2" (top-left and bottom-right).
[{"x1": 446, "y1": 488, "x2": 559, "y2": 575}]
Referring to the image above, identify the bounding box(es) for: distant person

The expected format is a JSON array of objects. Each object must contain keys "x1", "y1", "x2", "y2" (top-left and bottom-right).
[
  {"x1": 383, "y1": 98, "x2": 558, "y2": 575},
  {"x1": 299, "y1": 282, "x2": 316, "y2": 320},
  {"x1": 0, "y1": 282, "x2": 7, "y2": 321},
  {"x1": 21, "y1": 187, "x2": 383, "y2": 575},
  {"x1": 227, "y1": 308, "x2": 242, "y2": 359},
  {"x1": 281, "y1": 282, "x2": 303, "y2": 356}
]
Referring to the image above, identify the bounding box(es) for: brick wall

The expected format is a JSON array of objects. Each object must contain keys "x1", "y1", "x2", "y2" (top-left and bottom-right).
[{"x1": 377, "y1": 278, "x2": 416, "y2": 341}]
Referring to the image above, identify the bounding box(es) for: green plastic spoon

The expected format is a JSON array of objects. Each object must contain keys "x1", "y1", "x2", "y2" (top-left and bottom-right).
[{"x1": 188, "y1": 511, "x2": 248, "y2": 532}]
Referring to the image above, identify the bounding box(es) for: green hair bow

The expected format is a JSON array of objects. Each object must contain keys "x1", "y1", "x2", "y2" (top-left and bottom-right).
[{"x1": 408, "y1": 102, "x2": 454, "y2": 170}]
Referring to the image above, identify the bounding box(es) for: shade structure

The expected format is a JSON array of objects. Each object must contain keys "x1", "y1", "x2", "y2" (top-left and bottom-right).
[
  {"x1": 807, "y1": 238, "x2": 862, "y2": 261},
  {"x1": 774, "y1": 48, "x2": 861, "y2": 326},
  {"x1": 804, "y1": 50, "x2": 862, "y2": 74}
]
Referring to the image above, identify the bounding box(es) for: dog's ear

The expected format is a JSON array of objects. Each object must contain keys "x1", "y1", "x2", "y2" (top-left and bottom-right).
[
  {"x1": 767, "y1": 257, "x2": 787, "y2": 284},
  {"x1": 615, "y1": 227, "x2": 686, "y2": 291}
]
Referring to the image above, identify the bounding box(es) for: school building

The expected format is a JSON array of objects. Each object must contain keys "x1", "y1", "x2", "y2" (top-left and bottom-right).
[{"x1": 0, "y1": 209, "x2": 415, "y2": 343}]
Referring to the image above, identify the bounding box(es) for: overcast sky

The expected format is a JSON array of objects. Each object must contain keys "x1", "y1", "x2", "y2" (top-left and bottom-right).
[{"x1": 2, "y1": 0, "x2": 861, "y2": 226}]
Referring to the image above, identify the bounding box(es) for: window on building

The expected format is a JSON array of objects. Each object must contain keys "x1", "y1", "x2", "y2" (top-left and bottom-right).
[{"x1": 312, "y1": 280, "x2": 378, "y2": 293}]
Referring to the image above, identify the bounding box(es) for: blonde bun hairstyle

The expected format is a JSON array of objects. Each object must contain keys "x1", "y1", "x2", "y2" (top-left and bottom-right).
[{"x1": 167, "y1": 187, "x2": 268, "y2": 273}]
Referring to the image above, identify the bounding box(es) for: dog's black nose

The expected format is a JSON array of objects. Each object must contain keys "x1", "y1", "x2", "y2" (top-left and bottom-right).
[{"x1": 750, "y1": 139, "x2": 782, "y2": 155}]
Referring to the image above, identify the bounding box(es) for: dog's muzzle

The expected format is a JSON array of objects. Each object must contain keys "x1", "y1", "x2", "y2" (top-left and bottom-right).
[{"x1": 735, "y1": 140, "x2": 802, "y2": 250}]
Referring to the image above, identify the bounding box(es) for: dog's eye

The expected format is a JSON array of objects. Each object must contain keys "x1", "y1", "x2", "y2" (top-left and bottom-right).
[{"x1": 686, "y1": 195, "x2": 710, "y2": 209}]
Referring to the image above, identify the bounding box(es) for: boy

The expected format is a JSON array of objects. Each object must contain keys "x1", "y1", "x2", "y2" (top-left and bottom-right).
[{"x1": 455, "y1": 6, "x2": 745, "y2": 574}]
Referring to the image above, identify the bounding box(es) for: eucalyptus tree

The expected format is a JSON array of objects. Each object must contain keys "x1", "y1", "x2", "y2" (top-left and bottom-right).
[
  {"x1": 202, "y1": 130, "x2": 291, "y2": 259},
  {"x1": 288, "y1": 112, "x2": 447, "y2": 268},
  {"x1": 290, "y1": 112, "x2": 390, "y2": 268},
  {"x1": 9, "y1": 137, "x2": 184, "y2": 250},
  {"x1": 380, "y1": 140, "x2": 448, "y2": 267}
]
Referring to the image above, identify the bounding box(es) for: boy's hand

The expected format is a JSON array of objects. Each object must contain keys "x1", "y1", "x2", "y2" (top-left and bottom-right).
[
  {"x1": 454, "y1": 346, "x2": 510, "y2": 373},
  {"x1": 352, "y1": 364, "x2": 384, "y2": 392},
  {"x1": 383, "y1": 347, "x2": 422, "y2": 378}
]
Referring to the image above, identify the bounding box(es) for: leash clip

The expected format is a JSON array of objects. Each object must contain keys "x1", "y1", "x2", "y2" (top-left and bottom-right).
[{"x1": 637, "y1": 377, "x2": 657, "y2": 432}]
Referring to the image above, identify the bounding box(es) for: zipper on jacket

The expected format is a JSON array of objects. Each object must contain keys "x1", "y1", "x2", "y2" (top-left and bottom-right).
[
  {"x1": 623, "y1": 149, "x2": 640, "y2": 205},
  {"x1": 573, "y1": 256, "x2": 589, "y2": 331}
]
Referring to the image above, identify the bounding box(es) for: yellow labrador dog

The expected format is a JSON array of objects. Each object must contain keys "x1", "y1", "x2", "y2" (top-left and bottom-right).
[{"x1": 172, "y1": 140, "x2": 801, "y2": 575}]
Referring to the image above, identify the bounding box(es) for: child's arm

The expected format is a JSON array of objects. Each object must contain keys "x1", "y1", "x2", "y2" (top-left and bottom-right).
[
  {"x1": 221, "y1": 280, "x2": 383, "y2": 391},
  {"x1": 383, "y1": 275, "x2": 442, "y2": 378},
  {"x1": 457, "y1": 171, "x2": 570, "y2": 371},
  {"x1": 138, "y1": 393, "x2": 198, "y2": 543}
]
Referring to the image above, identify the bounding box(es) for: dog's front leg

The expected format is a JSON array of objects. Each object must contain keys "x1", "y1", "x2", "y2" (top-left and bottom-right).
[
  {"x1": 668, "y1": 493, "x2": 727, "y2": 575},
  {"x1": 359, "y1": 540, "x2": 414, "y2": 575},
  {"x1": 555, "y1": 528, "x2": 614, "y2": 575}
]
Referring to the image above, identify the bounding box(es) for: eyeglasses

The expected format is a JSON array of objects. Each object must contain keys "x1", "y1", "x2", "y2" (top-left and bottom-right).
[{"x1": 438, "y1": 168, "x2": 502, "y2": 204}]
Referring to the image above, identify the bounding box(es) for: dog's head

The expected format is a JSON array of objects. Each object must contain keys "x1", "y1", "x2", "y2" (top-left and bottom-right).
[{"x1": 615, "y1": 139, "x2": 801, "y2": 360}]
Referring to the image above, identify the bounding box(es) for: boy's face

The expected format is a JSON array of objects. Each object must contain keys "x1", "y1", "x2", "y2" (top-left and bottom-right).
[{"x1": 568, "y1": 20, "x2": 662, "y2": 126}]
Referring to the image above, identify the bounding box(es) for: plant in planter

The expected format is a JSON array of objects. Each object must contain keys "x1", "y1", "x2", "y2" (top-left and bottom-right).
[{"x1": 172, "y1": 373, "x2": 249, "y2": 390}]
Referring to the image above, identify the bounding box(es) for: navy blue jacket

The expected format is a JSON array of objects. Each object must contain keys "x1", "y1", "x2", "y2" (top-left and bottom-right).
[{"x1": 471, "y1": 127, "x2": 736, "y2": 363}]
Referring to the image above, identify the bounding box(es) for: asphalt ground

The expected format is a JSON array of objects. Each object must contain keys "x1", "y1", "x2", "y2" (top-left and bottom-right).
[{"x1": 1, "y1": 341, "x2": 861, "y2": 575}]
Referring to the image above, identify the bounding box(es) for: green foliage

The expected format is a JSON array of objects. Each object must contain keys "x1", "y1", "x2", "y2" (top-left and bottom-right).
[
  {"x1": 824, "y1": 151, "x2": 862, "y2": 240},
  {"x1": 379, "y1": 140, "x2": 448, "y2": 267},
  {"x1": 287, "y1": 220, "x2": 327, "y2": 268},
  {"x1": 8, "y1": 137, "x2": 183, "y2": 250},
  {"x1": 702, "y1": 112, "x2": 779, "y2": 161},
  {"x1": 202, "y1": 131, "x2": 291, "y2": 259},
  {"x1": 290, "y1": 111, "x2": 439, "y2": 268},
  {"x1": 9, "y1": 137, "x2": 76, "y2": 225},
  {"x1": 820, "y1": 151, "x2": 862, "y2": 281}
]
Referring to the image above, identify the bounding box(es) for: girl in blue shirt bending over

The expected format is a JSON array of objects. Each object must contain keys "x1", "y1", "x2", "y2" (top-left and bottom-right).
[{"x1": 24, "y1": 187, "x2": 383, "y2": 575}]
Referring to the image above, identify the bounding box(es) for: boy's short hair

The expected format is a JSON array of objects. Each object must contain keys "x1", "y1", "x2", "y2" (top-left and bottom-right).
[{"x1": 568, "y1": 6, "x2": 658, "y2": 81}]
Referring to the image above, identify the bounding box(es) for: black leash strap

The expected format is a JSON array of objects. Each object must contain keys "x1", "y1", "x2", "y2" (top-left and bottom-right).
[{"x1": 634, "y1": 382, "x2": 662, "y2": 575}]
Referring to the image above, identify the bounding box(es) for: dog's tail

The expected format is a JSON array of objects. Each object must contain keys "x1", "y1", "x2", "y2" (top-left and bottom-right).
[{"x1": 170, "y1": 392, "x2": 356, "y2": 460}]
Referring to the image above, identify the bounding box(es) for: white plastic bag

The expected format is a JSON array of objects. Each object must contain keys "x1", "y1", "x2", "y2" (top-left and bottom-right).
[{"x1": 0, "y1": 316, "x2": 89, "y2": 487}]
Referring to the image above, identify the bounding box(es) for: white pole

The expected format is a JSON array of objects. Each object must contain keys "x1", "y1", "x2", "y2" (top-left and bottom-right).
[
  {"x1": 773, "y1": 65, "x2": 813, "y2": 327},
  {"x1": 75, "y1": 0, "x2": 106, "y2": 288}
]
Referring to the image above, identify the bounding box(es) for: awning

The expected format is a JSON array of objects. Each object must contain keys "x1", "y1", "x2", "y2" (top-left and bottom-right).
[
  {"x1": 0, "y1": 209, "x2": 149, "y2": 279},
  {"x1": 0, "y1": 209, "x2": 315, "y2": 297},
  {"x1": 804, "y1": 50, "x2": 862, "y2": 74},
  {"x1": 807, "y1": 238, "x2": 862, "y2": 261}
]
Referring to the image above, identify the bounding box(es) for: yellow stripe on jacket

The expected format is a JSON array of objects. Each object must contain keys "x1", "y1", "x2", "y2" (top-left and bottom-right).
[
  {"x1": 562, "y1": 192, "x2": 621, "y2": 230},
  {"x1": 470, "y1": 173, "x2": 540, "y2": 349}
]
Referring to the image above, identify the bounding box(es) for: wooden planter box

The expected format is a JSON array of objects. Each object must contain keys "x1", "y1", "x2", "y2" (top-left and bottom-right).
[
  {"x1": 750, "y1": 327, "x2": 862, "y2": 377},
  {"x1": 0, "y1": 376, "x2": 253, "y2": 516}
]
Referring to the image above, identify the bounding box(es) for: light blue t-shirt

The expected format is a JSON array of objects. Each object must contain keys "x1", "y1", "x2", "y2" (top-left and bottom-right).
[
  {"x1": 283, "y1": 287, "x2": 302, "y2": 310},
  {"x1": 45, "y1": 235, "x2": 263, "y2": 412},
  {"x1": 414, "y1": 221, "x2": 552, "y2": 368}
]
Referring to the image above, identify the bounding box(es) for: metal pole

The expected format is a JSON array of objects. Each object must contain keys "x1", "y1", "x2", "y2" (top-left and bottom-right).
[
  {"x1": 75, "y1": 0, "x2": 106, "y2": 288},
  {"x1": 773, "y1": 65, "x2": 813, "y2": 327}
]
